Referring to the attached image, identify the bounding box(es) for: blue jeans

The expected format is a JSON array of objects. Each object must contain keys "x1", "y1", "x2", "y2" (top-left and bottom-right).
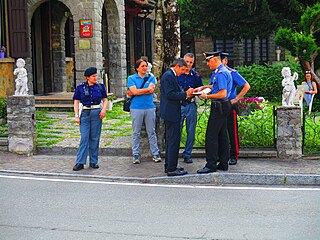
[
  {"x1": 180, "y1": 103, "x2": 197, "y2": 158},
  {"x1": 130, "y1": 108, "x2": 159, "y2": 156},
  {"x1": 76, "y1": 108, "x2": 102, "y2": 164}
]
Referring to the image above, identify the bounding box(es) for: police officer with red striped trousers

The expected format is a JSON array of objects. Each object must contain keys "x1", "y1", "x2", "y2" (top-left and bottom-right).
[{"x1": 220, "y1": 52, "x2": 250, "y2": 165}]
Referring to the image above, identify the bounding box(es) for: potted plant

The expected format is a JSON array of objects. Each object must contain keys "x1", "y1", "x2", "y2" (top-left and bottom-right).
[{"x1": 0, "y1": 46, "x2": 6, "y2": 58}]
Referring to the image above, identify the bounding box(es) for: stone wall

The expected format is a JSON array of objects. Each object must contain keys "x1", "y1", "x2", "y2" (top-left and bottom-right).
[
  {"x1": 276, "y1": 106, "x2": 302, "y2": 159},
  {"x1": 7, "y1": 96, "x2": 36, "y2": 156}
]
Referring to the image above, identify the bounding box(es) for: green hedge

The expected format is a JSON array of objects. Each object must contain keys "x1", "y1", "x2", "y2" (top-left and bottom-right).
[
  {"x1": 0, "y1": 98, "x2": 7, "y2": 120},
  {"x1": 236, "y1": 61, "x2": 304, "y2": 102}
]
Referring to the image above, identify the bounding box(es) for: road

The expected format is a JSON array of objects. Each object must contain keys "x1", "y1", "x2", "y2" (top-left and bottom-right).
[{"x1": 0, "y1": 174, "x2": 319, "y2": 240}]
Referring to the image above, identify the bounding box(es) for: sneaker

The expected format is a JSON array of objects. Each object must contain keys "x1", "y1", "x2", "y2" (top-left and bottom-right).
[
  {"x1": 132, "y1": 155, "x2": 140, "y2": 164},
  {"x1": 183, "y1": 156, "x2": 193, "y2": 164},
  {"x1": 152, "y1": 154, "x2": 162, "y2": 163}
]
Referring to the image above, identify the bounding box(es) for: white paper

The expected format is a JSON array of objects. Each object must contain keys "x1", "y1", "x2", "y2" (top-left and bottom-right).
[
  {"x1": 297, "y1": 85, "x2": 309, "y2": 93},
  {"x1": 193, "y1": 87, "x2": 211, "y2": 95}
]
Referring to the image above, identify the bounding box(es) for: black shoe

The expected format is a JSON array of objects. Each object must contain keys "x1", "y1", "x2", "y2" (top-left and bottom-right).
[
  {"x1": 197, "y1": 166, "x2": 216, "y2": 174},
  {"x1": 229, "y1": 158, "x2": 237, "y2": 165},
  {"x1": 90, "y1": 163, "x2": 99, "y2": 169},
  {"x1": 167, "y1": 169, "x2": 188, "y2": 176},
  {"x1": 165, "y1": 166, "x2": 184, "y2": 173},
  {"x1": 217, "y1": 164, "x2": 228, "y2": 171},
  {"x1": 183, "y1": 156, "x2": 193, "y2": 164},
  {"x1": 73, "y1": 163, "x2": 84, "y2": 171}
]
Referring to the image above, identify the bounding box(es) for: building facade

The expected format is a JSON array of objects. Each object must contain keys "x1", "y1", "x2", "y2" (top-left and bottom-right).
[{"x1": 0, "y1": 0, "x2": 156, "y2": 97}]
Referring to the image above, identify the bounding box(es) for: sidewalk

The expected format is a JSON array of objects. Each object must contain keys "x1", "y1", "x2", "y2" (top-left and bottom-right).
[{"x1": 0, "y1": 151, "x2": 319, "y2": 186}]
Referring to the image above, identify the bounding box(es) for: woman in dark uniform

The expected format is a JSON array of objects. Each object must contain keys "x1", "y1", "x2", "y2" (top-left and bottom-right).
[{"x1": 72, "y1": 67, "x2": 108, "y2": 171}]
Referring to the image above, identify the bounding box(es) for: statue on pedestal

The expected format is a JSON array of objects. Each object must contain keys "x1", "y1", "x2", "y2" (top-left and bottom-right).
[
  {"x1": 14, "y1": 58, "x2": 29, "y2": 96},
  {"x1": 281, "y1": 67, "x2": 298, "y2": 106}
]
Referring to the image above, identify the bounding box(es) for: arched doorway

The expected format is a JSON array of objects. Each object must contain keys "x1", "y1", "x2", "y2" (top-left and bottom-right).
[{"x1": 31, "y1": 0, "x2": 74, "y2": 94}]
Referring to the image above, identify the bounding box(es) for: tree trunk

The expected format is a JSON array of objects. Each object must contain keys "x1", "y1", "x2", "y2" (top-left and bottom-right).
[
  {"x1": 163, "y1": 0, "x2": 181, "y2": 70},
  {"x1": 153, "y1": 0, "x2": 181, "y2": 95},
  {"x1": 153, "y1": 0, "x2": 165, "y2": 83},
  {"x1": 300, "y1": 59, "x2": 320, "y2": 85}
]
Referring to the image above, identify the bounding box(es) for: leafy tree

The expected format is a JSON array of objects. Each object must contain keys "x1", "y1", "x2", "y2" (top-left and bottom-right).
[{"x1": 275, "y1": 2, "x2": 320, "y2": 82}]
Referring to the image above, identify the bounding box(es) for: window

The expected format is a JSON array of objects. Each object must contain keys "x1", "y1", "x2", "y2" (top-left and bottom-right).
[
  {"x1": 0, "y1": 0, "x2": 7, "y2": 53},
  {"x1": 260, "y1": 37, "x2": 269, "y2": 63},
  {"x1": 244, "y1": 38, "x2": 253, "y2": 65}
]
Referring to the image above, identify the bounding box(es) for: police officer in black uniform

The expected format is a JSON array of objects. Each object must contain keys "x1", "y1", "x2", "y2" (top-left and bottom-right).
[{"x1": 194, "y1": 51, "x2": 232, "y2": 173}]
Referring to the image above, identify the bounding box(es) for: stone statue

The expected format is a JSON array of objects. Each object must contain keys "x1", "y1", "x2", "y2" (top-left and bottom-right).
[
  {"x1": 14, "y1": 58, "x2": 29, "y2": 96},
  {"x1": 281, "y1": 67, "x2": 298, "y2": 106}
]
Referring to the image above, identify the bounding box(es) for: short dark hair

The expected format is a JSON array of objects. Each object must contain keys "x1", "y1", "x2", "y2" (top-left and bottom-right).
[
  {"x1": 135, "y1": 59, "x2": 148, "y2": 72},
  {"x1": 171, "y1": 58, "x2": 187, "y2": 67}
]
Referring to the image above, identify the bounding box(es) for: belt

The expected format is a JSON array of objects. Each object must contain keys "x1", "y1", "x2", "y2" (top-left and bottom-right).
[
  {"x1": 83, "y1": 104, "x2": 101, "y2": 109},
  {"x1": 211, "y1": 99, "x2": 229, "y2": 103}
]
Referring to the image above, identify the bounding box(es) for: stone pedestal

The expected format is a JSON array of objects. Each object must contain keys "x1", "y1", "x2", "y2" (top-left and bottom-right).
[
  {"x1": 276, "y1": 106, "x2": 302, "y2": 159},
  {"x1": 7, "y1": 95, "x2": 36, "y2": 156}
]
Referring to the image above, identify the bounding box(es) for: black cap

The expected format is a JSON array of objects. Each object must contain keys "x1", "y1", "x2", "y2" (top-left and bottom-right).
[
  {"x1": 220, "y1": 52, "x2": 229, "y2": 60},
  {"x1": 203, "y1": 51, "x2": 221, "y2": 60},
  {"x1": 84, "y1": 67, "x2": 97, "y2": 77}
]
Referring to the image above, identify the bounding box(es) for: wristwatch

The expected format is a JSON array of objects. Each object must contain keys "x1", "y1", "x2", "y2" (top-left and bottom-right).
[{"x1": 75, "y1": 114, "x2": 79, "y2": 118}]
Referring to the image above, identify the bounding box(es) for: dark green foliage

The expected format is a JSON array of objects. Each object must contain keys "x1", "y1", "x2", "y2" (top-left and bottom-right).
[
  {"x1": 236, "y1": 62, "x2": 304, "y2": 102},
  {"x1": 0, "y1": 98, "x2": 7, "y2": 120}
]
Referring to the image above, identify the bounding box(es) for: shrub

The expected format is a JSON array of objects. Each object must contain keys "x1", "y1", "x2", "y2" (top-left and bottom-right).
[
  {"x1": 236, "y1": 61, "x2": 304, "y2": 102},
  {"x1": 0, "y1": 98, "x2": 7, "y2": 120}
]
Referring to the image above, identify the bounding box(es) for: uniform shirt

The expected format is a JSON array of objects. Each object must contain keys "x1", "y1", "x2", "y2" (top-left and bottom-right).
[
  {"x1": 209, "y1": 64, "x2": 232, "y2": 100},
  {"x1": 73, "y1": 82, "x2": 108, "y2": 106},
  {"x1": 226, "y1": 66, "x2": 247, "y2": 100},
  {"x1": 127, "y1": 73, "x2": 156, "y2": 109},
  {"x1": 178, "y1": 69, "x2": 203, "y2": 91}
]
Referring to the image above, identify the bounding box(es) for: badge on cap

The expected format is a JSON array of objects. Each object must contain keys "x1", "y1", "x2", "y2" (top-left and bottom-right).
[{"x1": 203, "y1": 51, "x2": 221, "y2": 60}]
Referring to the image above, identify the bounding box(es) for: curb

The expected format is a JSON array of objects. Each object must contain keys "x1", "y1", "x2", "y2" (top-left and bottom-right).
[{"x1": 1, "y1": 169, "x2": 319, "y2": 186}]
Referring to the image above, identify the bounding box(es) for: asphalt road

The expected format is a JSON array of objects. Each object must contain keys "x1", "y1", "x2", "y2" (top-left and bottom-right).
[{"x1": 0, "y1": 175, "x2": 319, "y2": 240}]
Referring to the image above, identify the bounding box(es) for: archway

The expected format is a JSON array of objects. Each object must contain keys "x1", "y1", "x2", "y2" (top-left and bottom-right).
[{"x1": 31, "y1": 0, "x2": 74, "y2": 94}]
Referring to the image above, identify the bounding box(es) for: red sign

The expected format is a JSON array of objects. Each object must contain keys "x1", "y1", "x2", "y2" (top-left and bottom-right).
[{"x1": 80, "y1": 19, "x2": 92, "y2": 38}]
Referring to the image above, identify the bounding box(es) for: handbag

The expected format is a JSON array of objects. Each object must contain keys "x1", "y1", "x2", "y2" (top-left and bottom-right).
[{"x1": 123, "y1": 74, "x2": 150, "y2": 112}]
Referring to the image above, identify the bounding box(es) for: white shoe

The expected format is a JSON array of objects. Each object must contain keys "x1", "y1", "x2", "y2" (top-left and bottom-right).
[
  {"x1": 152, "y1": 155, "x2": 162, "y2": 163},
  {"x1": 132, "y1": 155, "x2": 140, "y2": 164}
]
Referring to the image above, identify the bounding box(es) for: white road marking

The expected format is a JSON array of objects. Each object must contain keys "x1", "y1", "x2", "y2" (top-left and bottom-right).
[{"x1": 0, "y1": 174, "x2": 319, "y2": 191}]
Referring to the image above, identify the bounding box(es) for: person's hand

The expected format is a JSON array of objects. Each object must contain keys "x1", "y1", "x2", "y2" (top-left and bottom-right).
[
  {"x1": 230, "y1": 98, "x2": 238, "y2": 104},
  {"x1": 200, "y1": 92, "x2": 207, "y2": 99},
  {"x1": 186, "y1": 88, "x2": 194, "y2": 98},
  {"x1": 126, "y1": 90, "x2": 133, "y2": 96},
  {"x1": 75, "y1": 117, "x2": 80, "y2": 125},
  {"x1": 100, "y1": 110, "x2": 106, "y2": 119},
  {"x1": 193, "y1": 87, "x2": 202, "y2": 93}
]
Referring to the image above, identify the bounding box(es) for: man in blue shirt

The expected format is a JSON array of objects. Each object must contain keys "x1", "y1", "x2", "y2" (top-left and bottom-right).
[
  {"x1": 220, "y1": 52, "x2": 251, "y2": 165},
  {"x1": 194, "y1": 51, "x2": 232, "y2": 173},
  {"x1": 178, "y1": 53, "x2": 203, "y2": 164}
]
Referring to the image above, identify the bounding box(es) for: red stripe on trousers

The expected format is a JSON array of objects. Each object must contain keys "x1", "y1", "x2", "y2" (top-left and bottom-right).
[{"x1": 233, "y1": 109, "x2": 239, "y2": 160}]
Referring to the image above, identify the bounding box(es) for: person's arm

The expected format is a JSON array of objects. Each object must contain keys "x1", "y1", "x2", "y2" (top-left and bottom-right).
[
  {"x1": 100, "y1": 98, "x2": 108, "y2": 119},
  {"x1": 312, "y1": 82, "x2": 318, "y2": 94},
  {"x1": 231, "y1": 82, "x2": 251, "y2": 104},
  {"x1": 74, "y1": 100, "x2": 80, "y2": 125},
  {"x1": 129, "y1": 85, "x2": 154, "y2": 95},
  {"x1": 201, "y1": 89, "x2": 226, "y2": 100}
]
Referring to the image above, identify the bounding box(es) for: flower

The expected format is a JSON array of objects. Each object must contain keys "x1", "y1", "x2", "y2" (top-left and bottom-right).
[
  {"x1": 0, "y1": 46, "x2": 6, "y2": 52},
  {"x1": 238, "y1": 97, "x2": 267, "y2": 116}
]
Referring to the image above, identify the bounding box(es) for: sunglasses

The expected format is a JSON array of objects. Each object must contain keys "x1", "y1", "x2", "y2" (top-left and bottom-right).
[{"x1": 305, "y1": 70, "x2": 311, "y2": 73}]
